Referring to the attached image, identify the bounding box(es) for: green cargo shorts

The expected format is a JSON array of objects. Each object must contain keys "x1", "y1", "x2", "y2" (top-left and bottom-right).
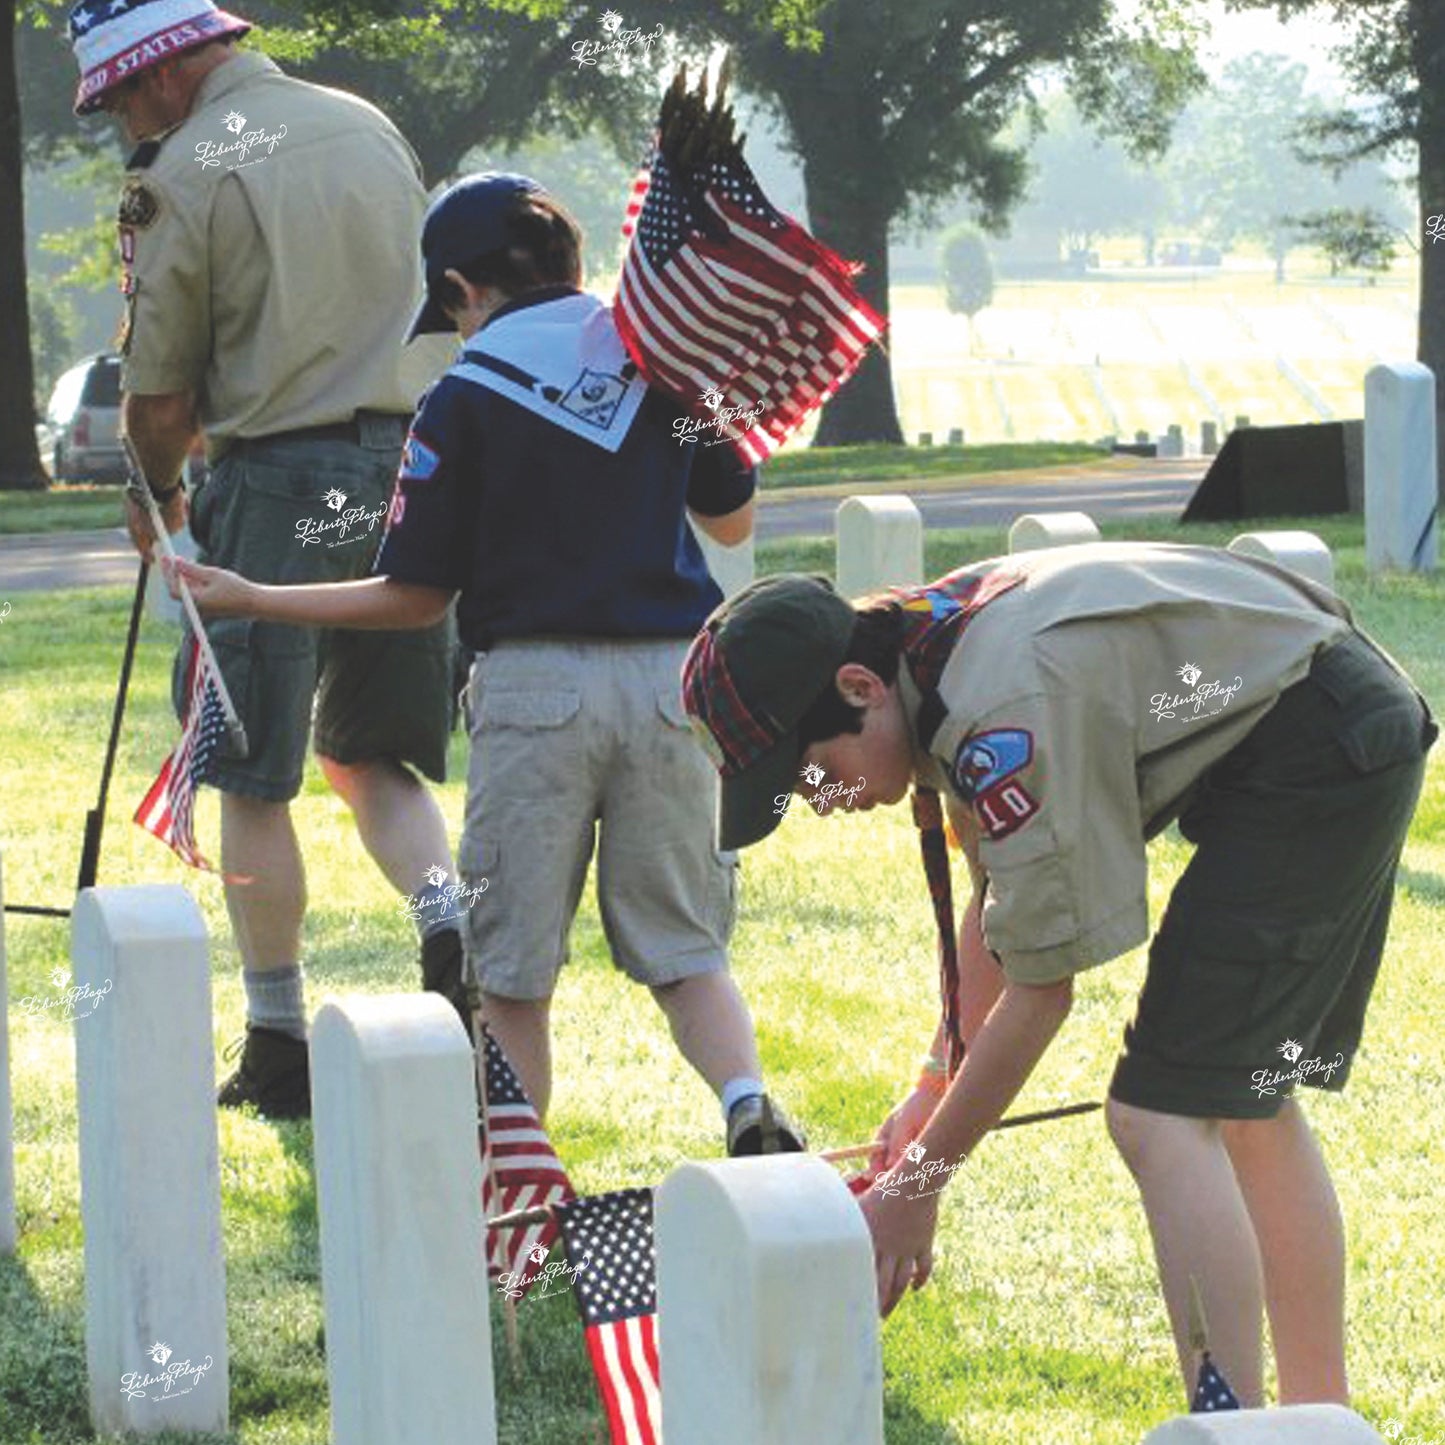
[
  {"x1": 179, "y1": 426, "x2": 454, "y2": 802},
  {"x1": 1110, "y1": 630, "x2": 1436, "y2": 1119}
]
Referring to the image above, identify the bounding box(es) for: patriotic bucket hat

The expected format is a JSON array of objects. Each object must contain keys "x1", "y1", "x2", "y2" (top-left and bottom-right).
[
  {"x1": 70, "y1": 0, "x2": 252, "y2": 115},
  {"x1": 682, "y1": 574, "x2": 857, "y2": 850}
]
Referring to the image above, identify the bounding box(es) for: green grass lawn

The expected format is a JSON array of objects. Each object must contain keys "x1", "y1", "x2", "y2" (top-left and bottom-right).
[
  {"x1": 0, "y1": 487, "x2": 125, "y2": 536},
  {"x1": 2, "y1": 515, "x2": 1443, "y2": 1443}
]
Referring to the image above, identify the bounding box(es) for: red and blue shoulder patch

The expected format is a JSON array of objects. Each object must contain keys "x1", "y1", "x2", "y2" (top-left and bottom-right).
[
  {"x1": 400, "y1": 432, "x2": 441, "y2": 482},
  {"x1": 951, "y1": 728, "x2": 1039, "y2": 840}
]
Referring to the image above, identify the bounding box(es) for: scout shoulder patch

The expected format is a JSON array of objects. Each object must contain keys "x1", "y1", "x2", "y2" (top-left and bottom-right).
[
  {"x1": 952, "y1": 729, "x2": 1038, "y2": 842},
  {"x1": 400, "y1": 433, "x2": 441, "y2": 482},
  {"x1": 950, "y1": 728, "x2": 1033, "y2": 802},
  {"x1": 118, "y1": 177, "x2": 161, "y2": 230}
]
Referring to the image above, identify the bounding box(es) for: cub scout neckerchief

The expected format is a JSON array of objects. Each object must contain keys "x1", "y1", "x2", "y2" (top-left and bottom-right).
[
  {"x1": 450, "y1": 292, "x2": 648, "y2": 452},
  {"x1": 890, "y1": 565, "x2": 1026, "y2": 1078}
]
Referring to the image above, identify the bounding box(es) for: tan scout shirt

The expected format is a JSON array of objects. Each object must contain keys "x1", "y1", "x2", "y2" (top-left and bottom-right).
[
  {"x1": 904, "y1": 542, "x2": 1355, "y2": 986},
  {"x1": 117, "y1": 51, "x2": 447, "y2": 451}
]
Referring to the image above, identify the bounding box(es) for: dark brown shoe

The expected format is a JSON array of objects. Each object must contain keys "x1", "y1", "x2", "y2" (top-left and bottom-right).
[
  {"x1": 217, "y1": 1026, "x2": 311, "y2": 1120},
  {"x1": 420, "y1": 928, "x2": 476, "y2": 1041},
  {"x1": 726, "y1": 1094, "x2": 806, "y2": 1157}
]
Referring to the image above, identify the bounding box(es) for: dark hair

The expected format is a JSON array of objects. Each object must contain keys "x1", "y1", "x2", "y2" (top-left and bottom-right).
[
  {"x1": 796, "y1": 603, "x2": 907, "y2": 748},
  {"x1": 432, "y1": 195, "x2": 584, "y2": 316}
]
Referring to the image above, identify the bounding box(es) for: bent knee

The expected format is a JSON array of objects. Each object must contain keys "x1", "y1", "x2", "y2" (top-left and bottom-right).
[{"x1": 1106, "y1": 1095, "x2": 1218, "y2": 1176}]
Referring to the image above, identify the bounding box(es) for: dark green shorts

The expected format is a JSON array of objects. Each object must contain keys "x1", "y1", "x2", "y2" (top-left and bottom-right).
[
  {"x1": 178, "y1": 427, "x2": 454, "y2": 802},
  {"x1": 1110, "y1": 631, "x2": 1435, "y2": 1119}
]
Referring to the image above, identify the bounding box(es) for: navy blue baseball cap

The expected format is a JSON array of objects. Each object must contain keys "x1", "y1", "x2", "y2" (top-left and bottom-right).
[{"x1": 408, "y1": 172, "x2": 545, "y2": 340}]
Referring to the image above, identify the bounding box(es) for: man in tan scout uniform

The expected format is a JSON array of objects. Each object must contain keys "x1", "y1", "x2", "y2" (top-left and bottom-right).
[
  {"x1": 682, "y1": 542, "x2": 1435, "y2": 1410},
  {"x1": 69, "y1": 0, "x2": 463, "y2": 1119}
]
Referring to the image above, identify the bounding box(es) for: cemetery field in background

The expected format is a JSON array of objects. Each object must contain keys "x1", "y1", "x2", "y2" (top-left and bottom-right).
[{"x1": 2, "y1": 514, "x2": 1443, "y2": 1444}]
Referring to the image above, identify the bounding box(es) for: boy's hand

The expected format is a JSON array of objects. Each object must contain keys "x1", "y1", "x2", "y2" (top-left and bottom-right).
[
  {"x1": 857, "y1": 1186, "x2": 939, "y2": 1318},
  {"x1": 870, "y1": 1084, "x2": 939, "y2": 1175},
  {"x1": 164, "y1": 556, "x2": 256, "y2": 617},
  {"x1": 124, "y1": 488, "x2": 188, "y2": 562}
]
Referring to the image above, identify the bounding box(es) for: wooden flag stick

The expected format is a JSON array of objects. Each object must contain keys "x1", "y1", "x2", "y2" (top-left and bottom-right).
[
  {"x1": 488, "y1": 1203, "x2": 558, "y2": 1232},
  {"x1": 121, "y1": 435, "x2": 249, "y2": 757},
  {"x1": 820, "y1": 1100, "x2": 1102, "y2": 1163},
  {"x1": 502, "y1": 1296, "x2": 522, "y2": 1377}
]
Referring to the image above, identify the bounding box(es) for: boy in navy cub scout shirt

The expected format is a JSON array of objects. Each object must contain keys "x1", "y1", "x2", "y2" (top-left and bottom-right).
[{"x1": 172, "y1": 172, "x2": 804, "y2": 1156}]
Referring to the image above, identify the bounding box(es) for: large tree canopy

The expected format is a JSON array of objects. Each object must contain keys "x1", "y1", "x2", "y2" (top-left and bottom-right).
[{"x1": 1226, "y1": 0, "x2": 1445, "y2": 500}]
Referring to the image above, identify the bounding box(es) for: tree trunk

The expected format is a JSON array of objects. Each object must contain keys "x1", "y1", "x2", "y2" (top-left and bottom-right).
[
  {"x1": 1414, "y1": 0, "x2": 1445, "y2": 505},
  {"x1": 800, "y1": 158, "x2": 904, "y2": 448},
  {"x1": 0, "y1": 0, "x2": 45, "y2": 490}
]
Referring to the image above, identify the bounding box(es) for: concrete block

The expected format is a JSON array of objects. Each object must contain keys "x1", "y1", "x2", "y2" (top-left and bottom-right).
[
  {"x1": 1141, "y1": 1403, "x2": 1384, "y2": 1444},
  {"x1": 72, "y1": 886, "x2": 228, "y2": 1435},
  {"x1": 312, "y1": 995, "x2": 495, "y2": 1445},
  {"x1": 657, "y1": 1156, "x2": 883, "y2": 1445},
  {"x1": 836, "y1": 495, "x2": 924, "y2": 598},
  {"x1": 1365, "y1": 362, "x2": 1439, "y2": 573},
  {"x1": 1159, "y1": 424, "x2": 1185, "y2": 459},
  {"x1": 1228, "y1": 531, "x2": 1336, "y2": 592},
  {"x1": 1009, "y1": 511, "x2": 1102, "y2": 553}
]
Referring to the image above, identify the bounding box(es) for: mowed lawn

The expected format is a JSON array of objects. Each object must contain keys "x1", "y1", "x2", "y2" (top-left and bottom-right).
[{"x1": 1, "y1": 514, "x2": 1443, "y2": 1444}]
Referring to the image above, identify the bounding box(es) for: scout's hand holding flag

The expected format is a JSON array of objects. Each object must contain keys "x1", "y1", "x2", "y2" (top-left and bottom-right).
[
  {"x1": 123, "y1": 436, "x2": 249, "y2": 875},
  {"x1": 615, "y1": 58, "x2": 885, "y2": 465}
]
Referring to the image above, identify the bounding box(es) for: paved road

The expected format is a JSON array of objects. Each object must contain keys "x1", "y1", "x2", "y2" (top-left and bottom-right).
[{"x1": 0, "y1": 460, "x2": 1205, "y2": 594}]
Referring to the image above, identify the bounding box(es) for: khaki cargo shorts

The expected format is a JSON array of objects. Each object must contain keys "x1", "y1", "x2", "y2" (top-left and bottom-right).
[{"x1": 457, "y1": 637, "x2": 738, "y2": 999}]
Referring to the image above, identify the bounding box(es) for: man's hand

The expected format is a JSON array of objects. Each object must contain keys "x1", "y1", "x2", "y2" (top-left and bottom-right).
[
  {"x1": 857, "y1": 1186, "x2": 940, "y2": 1318},
  {"x1": 165, "y1": 556, "x2": 256, "y2": 616},
  {"x1": 125, "y1": 488, "x2": 188, "y2": 561},
  {"x1": 869, "y1": 1083, "x2": 940, "y2": 1175}
]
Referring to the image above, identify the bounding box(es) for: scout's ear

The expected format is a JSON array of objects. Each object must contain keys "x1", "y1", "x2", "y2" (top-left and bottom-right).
[{"x1": 834, "y1": 661, "x2": 888, "y2": 709}]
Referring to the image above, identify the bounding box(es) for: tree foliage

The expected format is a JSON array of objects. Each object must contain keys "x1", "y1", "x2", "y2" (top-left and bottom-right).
[{"x1": 941, "y1": 225, "x2": 994, "y2": 318}]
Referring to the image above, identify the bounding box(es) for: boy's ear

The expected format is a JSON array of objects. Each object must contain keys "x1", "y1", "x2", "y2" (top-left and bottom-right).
[{"x1": 834, "y1": 661, "x2": 886, "y2": 708}]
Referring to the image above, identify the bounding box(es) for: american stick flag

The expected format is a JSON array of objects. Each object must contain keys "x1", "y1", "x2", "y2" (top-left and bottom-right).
[
  {"x1": 480, "y1": 1029, "x2": 575, "y2": 1299},
  {"x1": 1191, "y1": 1352, "x2": 1241, "y2": 1412},
  {"x1": 556, "y1": 1189, "x2": 661, "y2": 1445},
  {"x1": 133, "y1": 642, "x2": 226, "y2": 872},
  {"x1": 614, "y1": 142, "x2": 884, "y2": 467}
]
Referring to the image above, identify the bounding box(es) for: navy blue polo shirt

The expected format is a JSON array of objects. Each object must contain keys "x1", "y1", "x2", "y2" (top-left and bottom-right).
[{"x1": 375, "y1": 286, "x2": 756, "y2": 651}]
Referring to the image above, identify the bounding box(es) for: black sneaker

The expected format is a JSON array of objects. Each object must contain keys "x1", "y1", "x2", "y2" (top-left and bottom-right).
[
  {"x1": 217, "y1": 1025, "x2": 311, "y2": 1120},
  {"x1": 420, "y1": 928, "x2": 476, "y2": 1041},
  {"x1": 726, "y1": 1093, "x2": 807, "y2": 1156}
]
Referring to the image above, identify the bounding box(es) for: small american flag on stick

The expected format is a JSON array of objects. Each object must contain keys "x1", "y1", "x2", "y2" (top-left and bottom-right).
[
  {"x1": 479, "y1": 1029, "x2": 575, "y2": 1300},
  {"x1": 133, "y1": 643, "x2": 227, "y2": 872},
  {"x1": 615, "y1": 60, "x2": 884, "y2": 466},
  {"x1": 556, "y1": 1189, "x2": 660, "y2": 1445}
]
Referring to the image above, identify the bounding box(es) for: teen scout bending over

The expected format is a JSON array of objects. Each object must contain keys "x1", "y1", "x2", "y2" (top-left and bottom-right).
[
  {"x1": 680, "y1": 544, "x2": 1435, "y2": 1407},
  {"x1": 169, "y1": 171, "x2": 804, "y2": 1156}
]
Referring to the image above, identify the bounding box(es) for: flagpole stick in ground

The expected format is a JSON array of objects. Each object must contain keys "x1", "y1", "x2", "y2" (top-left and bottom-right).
[
  {"x1": 76, "y1": 558, "x2": 150, "y2": 893},
  {"x1": 817, "y1": 1100, "x2": 1103, "y2": 1163},
  {"x1": 121, "y1": 437, "x2": 249, "y2": 758},
  {"x1": 501, "y1": 1297, "x2": 522, "y2": 1378}
]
